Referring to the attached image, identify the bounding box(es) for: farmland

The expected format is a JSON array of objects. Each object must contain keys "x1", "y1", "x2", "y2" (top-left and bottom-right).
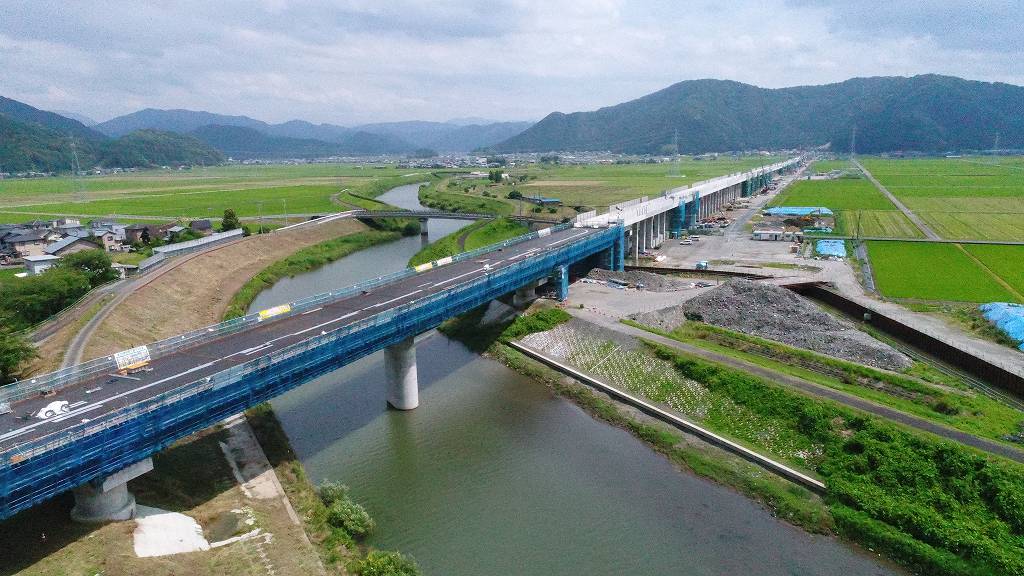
[
  {"x1": 421, "y1": 156, "x2": 783, "y2": 218},
  {"x1": 866, "y1": 241, "x2": 1022, "y2": 303},
  {"x1": 768, "y1": 176, "x2": 922, "y2": 237},
  {"x1": 0, "y1": 164, "x2": 419, "y2": 220},
  {"x1": 861, "y1": 156, "x2": 1024, "y2": 241}
]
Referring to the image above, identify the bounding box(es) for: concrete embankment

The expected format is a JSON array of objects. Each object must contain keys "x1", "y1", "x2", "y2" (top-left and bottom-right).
[{"x1": 506, "y1": 340, "x2": 827, "y2": 493}]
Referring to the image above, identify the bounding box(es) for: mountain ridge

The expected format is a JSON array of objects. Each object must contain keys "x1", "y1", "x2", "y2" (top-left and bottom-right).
[{"x1": 492, "y1": 75, "x2": 1024, "y2": 154}]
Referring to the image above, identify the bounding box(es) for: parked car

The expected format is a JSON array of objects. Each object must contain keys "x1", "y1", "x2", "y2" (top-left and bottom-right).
[
  {"x1": 679, "y1": 239, "x2": 692, "y2": 245},
  {"x1": 690, "y1": 235, "x2": 700, "y2": 241},
  {"x1": 34, "y1": 400, "x2": 70, "y2": 419},
  {"x1": 695, "y1": 281, "x2": 714, "y2": 288}
]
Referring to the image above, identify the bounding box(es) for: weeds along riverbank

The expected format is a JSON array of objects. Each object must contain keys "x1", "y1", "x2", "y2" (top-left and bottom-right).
[
  {"x1": 246, "y1": 405, "x2": 421, "y2": 576},
  {"x1": 442, "y1": 305, "x2": 1024, "y2": 576}
]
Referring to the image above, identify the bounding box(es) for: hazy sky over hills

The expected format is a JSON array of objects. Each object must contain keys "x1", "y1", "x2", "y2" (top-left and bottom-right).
[{"x1": 1, "y1": 1, "x2": 1020, "y2": 124}]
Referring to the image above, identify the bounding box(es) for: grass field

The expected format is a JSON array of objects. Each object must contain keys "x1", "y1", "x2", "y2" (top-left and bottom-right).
[
  {"x1": 418, "y1": 156, "x2": 783, "y2": 220},
  {"x1": 860, "y1": 157, "x2": 1024, "y2": 241},
  {"x1": 809, "y1": 160, "x2": 852, "y2": 172},
  {"x1": 866, "y1": 241, "x2": 1022, "y2": 302}
]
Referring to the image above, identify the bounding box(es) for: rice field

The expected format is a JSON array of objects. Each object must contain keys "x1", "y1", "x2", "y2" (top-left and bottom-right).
[
  {"x1": 835, "y1": 210, "x2": 923, "y2": 238},
  {"x1": 860, "y1": 156, "x2": 1024, "y2": 241},
  {"x1": 963, "y1": 245, "x2": 1024, "y2": 298},
  {"x1": 769, "y1": 177, "x2": 897, "y2": 211},
  {"x1": 866, "y1": 241, "x2": 1022, "y2": 303}
]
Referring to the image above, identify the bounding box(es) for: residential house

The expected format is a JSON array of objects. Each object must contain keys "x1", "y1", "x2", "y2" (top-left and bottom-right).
[
  {"x1": 125, "y1": 223, "x2": 175, "y2": 244},
  {"x1": 7, "y1": 229, "x2": 53, "y2": 257},
  {"x1": 96, "y1": 230, "x2": 125, "y2": 252},
  {"x1": 45, "y1": 236, "x2": 99, "y2": 257}
]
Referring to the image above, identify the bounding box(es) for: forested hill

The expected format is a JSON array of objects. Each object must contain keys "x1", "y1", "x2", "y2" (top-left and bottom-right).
[
  {"x1": 492, "y1": 75, "x2": 1024, "y2": 154},
  {"x1": 0, "y1": 96, "x2": 225, "y2": 172}
]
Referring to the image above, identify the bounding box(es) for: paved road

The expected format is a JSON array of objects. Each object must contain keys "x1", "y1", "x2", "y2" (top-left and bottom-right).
[
  {"x1": 572, "y1": 309, "x2": 1024, "y2": 464},
  {"x1": 0, "y1": 226, "x2": 602, "y2": 452},
  {"x1": 854, "y1": 158, "x2": 941, "y2": 240}
]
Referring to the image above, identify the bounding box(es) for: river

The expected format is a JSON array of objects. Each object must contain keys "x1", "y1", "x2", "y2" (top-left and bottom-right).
[{"x1": 251, "y1": 184, "x2": 898, "y2": 575}]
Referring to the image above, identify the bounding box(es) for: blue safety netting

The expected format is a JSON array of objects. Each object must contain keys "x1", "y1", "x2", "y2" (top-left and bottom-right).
[
  {"x1": 979, "y1": 302, "x2": 1024, "y2": 351},
  {"x1": 763, "y1": 206, "x2": 834, "y2": 216},
  {"x1": 815, "y1": 239, "x2": 846, "y2": 258}
]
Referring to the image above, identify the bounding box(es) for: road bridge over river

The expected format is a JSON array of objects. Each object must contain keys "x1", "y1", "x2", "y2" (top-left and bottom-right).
[{"x1": 0, "y1": 158, "x2": 798, "y2": 521}]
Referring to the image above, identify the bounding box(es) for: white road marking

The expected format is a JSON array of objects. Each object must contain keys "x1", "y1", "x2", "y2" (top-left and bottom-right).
[
  {"x1": 69, "y1": 401, "x2": 86, "y2": 409},
  {"x1": 301, "y1": 307, "x2": 323, "y2": 315},
  {"x1": 432, "y1": 269, "x2": 482, "y2": 288},
  {"x1": 1, "y1": 230, "x2": 594, "y2": 445},
  {"x1": 365, "y1": 290, "x2": 422, "y2": 309}
]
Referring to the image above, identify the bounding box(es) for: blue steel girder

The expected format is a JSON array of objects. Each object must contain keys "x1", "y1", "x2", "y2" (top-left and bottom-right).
[{"x1": 0, "y1": 225, "x2": 621, "y2": 519}]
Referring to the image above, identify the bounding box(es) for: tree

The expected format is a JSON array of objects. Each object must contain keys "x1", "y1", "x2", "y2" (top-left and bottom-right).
[
  {"x1": 0, "y1": 329, "x2": 37, "y2": 384},
  {"x1": 59, "y1": 249, "x2": 118, "y2": 287},
  {"x1": 221, "y1": 208, "x2": 241, "y2": 231},
  {"x1": 140, "y1": 227, "x2": 151, "y2": 244},
  {"x1": 507, "y1": 189, "x2": 523, "y2": 200}
]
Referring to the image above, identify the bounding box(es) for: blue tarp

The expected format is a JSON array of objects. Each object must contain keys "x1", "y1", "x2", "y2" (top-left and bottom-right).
[
  {"x1": 763, "y1": 206, "x2": 834, "y2": 216},
  {"x1": 815, "y1": 239, "x2": 846, "y2": 258},
  {"x1": 980, "y1": 302, "x2": 1024, "y2": 352}
]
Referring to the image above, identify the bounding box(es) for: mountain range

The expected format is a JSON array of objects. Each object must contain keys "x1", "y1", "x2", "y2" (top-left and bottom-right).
[
  {"x1": 93, "y1": 109, "x2": 532, "y2": 156},
  {"x1": 492, "y1": 75, "x2": 1024, "y2": 154},
  {"x1": 0, "y1": 97, "x2": 223, "y2": 172},
  {"x1": 5, "y1": 74, "x2": 1023, "y2": 172}
]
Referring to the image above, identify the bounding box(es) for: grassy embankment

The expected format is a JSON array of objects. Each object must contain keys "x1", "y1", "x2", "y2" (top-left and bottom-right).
[
  {"x1": 624, "y1": 319, "x2": 1024, "y2": 447},
  {"x1": 222, "y1": 176, "x2": 438, "y2": 320},
  {"x1": 446, "y1": 306, "x2": 1024, "y2": 575},
  {"x1": 407, "y1": 218, "x2": 528, "y2": 267},
  {"x1": 437, "y1": 307, "x2": 834, "y2": 533},
  {"x1": 642, "y1": 342, "x2": 1024, "y2": 576},
  {"x1": 246, "y1": 405, "x2": 420, "y2": 575}
]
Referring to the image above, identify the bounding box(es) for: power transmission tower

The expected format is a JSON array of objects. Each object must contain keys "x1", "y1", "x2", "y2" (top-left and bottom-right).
[
  {"x1": 70, "y1": 140, "x2": 86, "y2": 203},
  {"x1": 668, "y1": 129, "x2": 682, "y2": 178}
]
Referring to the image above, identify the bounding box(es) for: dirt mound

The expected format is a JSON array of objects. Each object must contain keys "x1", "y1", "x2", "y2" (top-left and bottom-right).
[
  {"x1": 585, "y1": 269, "x2": 695, "y2": 292},
  {"x1": 631, "y1": 279, "x2": 912, "y2": 371}
]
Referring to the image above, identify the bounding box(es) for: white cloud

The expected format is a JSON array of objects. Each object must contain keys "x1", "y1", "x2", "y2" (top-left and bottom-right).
[{"x1": 0, "y1": 0, "x2": 1020, "y2": 124}]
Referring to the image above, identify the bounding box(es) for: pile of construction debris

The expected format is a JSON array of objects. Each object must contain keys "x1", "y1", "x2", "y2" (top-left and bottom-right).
[
  {"x1": 585, "y1": 269, "x2": 698, "y2": 292},
  {"x1": 631, "y1": 279, "x2": 912, "y2": 371}
]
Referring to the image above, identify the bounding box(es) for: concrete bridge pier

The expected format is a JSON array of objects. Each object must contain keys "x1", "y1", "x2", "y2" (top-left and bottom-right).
[
  {"x1": 418, "y1": 217, "x2": 429, "y2": 235},
  {"x1": 385, "y1": 337, "x2": 419, "y2": 410},
  {"x1": 71, "y1": 457, "x2": 153, "y2": 523},
  {"x1": 513, "y1": 280, "x2": 540, "y2": 307}
]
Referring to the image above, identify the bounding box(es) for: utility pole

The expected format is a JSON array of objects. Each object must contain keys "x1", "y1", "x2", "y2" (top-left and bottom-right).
[
  {"x1": 282, "y1": 198, "x2": 288, "y2": 225},
  {"x1": 849, "y1": 125, "x2": 857, "y2": 160},
  {"x1": 257, "y1": 200, "x2": 264, "y2": 234}
]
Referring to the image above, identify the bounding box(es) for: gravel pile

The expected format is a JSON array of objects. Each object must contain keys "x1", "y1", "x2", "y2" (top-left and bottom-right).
[
  {"x1": 585, "y1": 269, "x2": 695, "y2": 292},
  {"x1": 631, "y1": 279, "x2": 912, "y2": 371}
]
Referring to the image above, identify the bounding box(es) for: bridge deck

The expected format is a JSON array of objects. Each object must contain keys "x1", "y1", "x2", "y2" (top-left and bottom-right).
[{"x1": 0, "y1": 226, "x2": 601, "y2": 453}]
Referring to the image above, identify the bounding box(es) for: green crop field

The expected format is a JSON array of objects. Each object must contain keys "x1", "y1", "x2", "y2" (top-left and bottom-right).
[
  {"x1": 770, "y1": 178, "x2": 897, "y2": 211},
  {"x1": 963, "y1": 245, "x2": 1024, "y2": 298},
  {"x1": 866, "y1": 241, "x2": 1021, "y2": 302},
  {"x1": 809, "y1": 159, "x2": 851, "y2": 172},
  {"x1": 836, "y1": 210, "x2": 923, "y2": 238},
  {"x1": 860, "y1": 156, "x2": 1024, "y2": 240},
  {"x1": 513, "y1": 156, "x2": 781, "y2": 207}
]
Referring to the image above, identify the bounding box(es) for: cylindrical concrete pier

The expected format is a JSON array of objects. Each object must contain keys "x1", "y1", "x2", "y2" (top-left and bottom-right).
[
  {"x1": 513, "y1": 281, "x2": 538, "y2": 308},
  {"x1": 72, "y1": 482, "x2": 136, "y2": 523},
  {"x1": 385, "y1": 337, "x2": 419, "y2": 410}
]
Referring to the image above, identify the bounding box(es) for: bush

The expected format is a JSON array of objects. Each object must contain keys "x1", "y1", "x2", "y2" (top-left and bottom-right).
[
  {"x1": 318, "y1": 481, "x2": 349, "y2": 506},
  {"x1": 327, "y1": 498, "x2": 375, "y2": 538},
  {"x1": 355, "y1": 551, "x2": 421, "y2": 576},
  {"x1": 502, "y1": 308, "x2": 571, "y2": 340}
]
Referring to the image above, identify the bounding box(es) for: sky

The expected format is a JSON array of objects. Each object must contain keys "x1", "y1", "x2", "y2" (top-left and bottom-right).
[{"x1": 1, "y1": 1, "x2": 1021, "y2": 125}]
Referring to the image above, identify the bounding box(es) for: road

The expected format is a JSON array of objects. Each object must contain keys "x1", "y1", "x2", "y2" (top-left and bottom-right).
[
  {"x1": 0, "y1": 225, "x2": 601, "y2": 452},
  {"x1": 854, "y1": 158, "x2": 941, "y2": 240}
]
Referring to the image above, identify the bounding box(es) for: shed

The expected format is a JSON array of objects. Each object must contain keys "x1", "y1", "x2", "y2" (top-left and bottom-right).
[{"x1": 23, "y1": 254, "x2": 60, "y2": 275}]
